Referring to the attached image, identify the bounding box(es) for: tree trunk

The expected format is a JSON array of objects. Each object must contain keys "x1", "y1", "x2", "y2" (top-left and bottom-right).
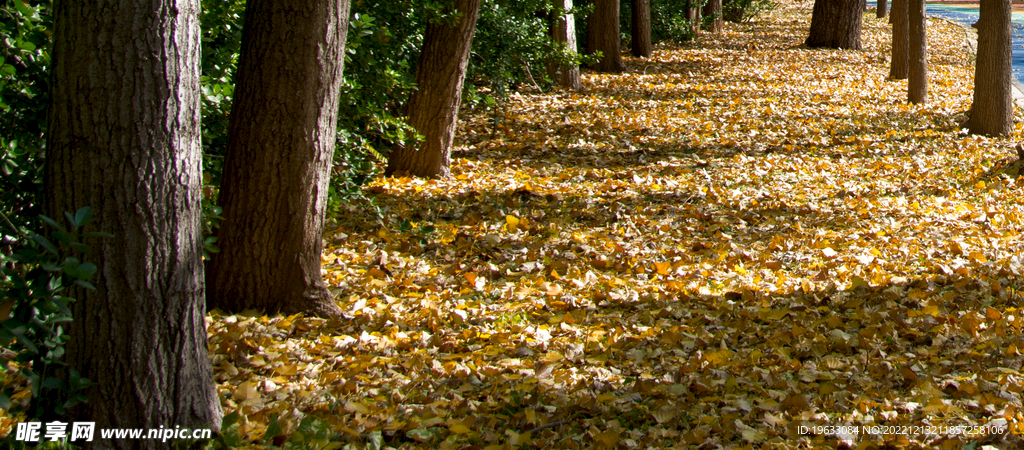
[
  {"x1": 877, "y1": 0, "x2": 889, "y2": 18},
  {"x1": 889, "y1": 0, "x2": 909, "y2": 78},
  {"x1": 46, "y1": 0, "x2": 222, "y2": 444},
  {"x1": 385, "y1": 0, "x2": 482, "y2": 177},
  {"x1": 805, "y1": 0, "x2": 864, "y2": 50},
  {"x1": 587, "y1": 0, "x2": 626, "y2": 72},
  {"x1": 908, "y1": 0, "x2": 927, "y2": 103},
  {"x1": 631, "y1": 0, "x2": 652, "y2": 57},
  {"x1": 687, "y1": 0, "x2": 702, "y2": 37},
  {"x1": 206, "y1": 0, "x2": 351, "y2": 317},
  {"x1": 549, "y1": 0, "x2": 583, "y2": 89},
  {"x1": 969, "y1": 0, "x2": 1013, "y2": 135},
  {"x1": 704, "y1": 0, "x2": 724, "y2": 33}
]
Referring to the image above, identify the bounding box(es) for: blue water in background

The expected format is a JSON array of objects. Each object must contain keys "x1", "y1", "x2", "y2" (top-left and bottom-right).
[{"x1": 868, "y1": 2, "x2": 1024, "y2": 83}]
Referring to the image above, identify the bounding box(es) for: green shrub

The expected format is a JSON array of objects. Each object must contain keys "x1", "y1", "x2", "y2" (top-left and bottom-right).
[
  {"x1": 619, "y1": 0, "x2": 703, "y2": 45},
  {"x1": 723, "y1": 0, "x2": 776, "y2": 22},
  {"x1": 0, "y1": 207, "x2": 104, "y2": 421},
  {"x1": 0, "y1": 0, "x2": 51, "y2": 233}
]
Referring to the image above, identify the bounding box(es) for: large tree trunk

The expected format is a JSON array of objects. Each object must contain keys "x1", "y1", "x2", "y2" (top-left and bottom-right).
[
  {"x1": 385, "y1": 0, "x2": 481, "y2": 178},
  {"x1": 908, "y1": 0, "x2": 927, "y2": 103},
  {"x1": 207, "y1": 0, "x2": 350, "y2": 317},
  {"x1": 889, "y1": 0, "x2": 909, "y2": 78},
  {"x1": 549, "y1": 0, "x2": 583, "y2": 89},
  {"x1": 805, "y1": 0, "x2": 864, "y2": 50},
  {"x1": 703, "y1": 0, "x2": 724, "y2": 33},
  {"x1": 587, "y1": 0, "x2": 626, "y2": 72},
  {"x1": 46, "y1": 0, "x2": 222, "y2": 444},
  {"x1": 631, "y1": 0, "x2": 652, "y2": 57},
  {"x1": 877, "y1": 0, "x2": 889, "y2": 18},
  {"x1": 969, "y1": 0, "x2": 1013, "y2": 136}
]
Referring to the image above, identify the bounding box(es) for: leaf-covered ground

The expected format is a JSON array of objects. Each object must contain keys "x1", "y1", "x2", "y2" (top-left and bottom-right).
[{"x1": 7, "y1": 1, "x2": 1024, "y2": 449}]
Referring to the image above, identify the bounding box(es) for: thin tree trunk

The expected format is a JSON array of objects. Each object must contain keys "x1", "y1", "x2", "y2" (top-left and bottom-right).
[
  {"x1": 806, "y1": 0, "x2": 864, "y2": 50},
  {"x1": 207, "y1": 0, "x2": 351, "y2": 317},
  {"x1": 385, "y1": 0, "x2": 482, "y2": 177},
  {"x1": 908, "y1": 0, "x2": 927, "y2": 103},
  {"x1": 549, "y1": 0, "x2": 583, "y2": 89},
  {"x1": 877, "y1": 0, "x2": 889, "y2": 18},
  {"x1": 631, "y1": 0, "x2": 652, "y2": 57},
  {"x1": 969, "y1": 0, "x2": 1013, "y2": 135},
  {"x1": 46, "y1": 0, "x2": 222, "y2": 444},
  {"x1": 587, "y1": 0, "x2": 626, "y2": 72},
  {"x1": 889, "y1": 0, "x2": 909, "y2": 79},
  {"x1": 704, "y1": 0, "x2": 724, "y2": 32},
  {"x1": 687, "y1": 0, "x2": 702, "y2": 37}
]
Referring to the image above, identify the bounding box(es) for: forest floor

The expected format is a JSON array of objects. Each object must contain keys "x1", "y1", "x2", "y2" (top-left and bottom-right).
[
  {"x1": 204, "y1": 2, "x2": 1024, "y2": 449},
  {"x1": 5, "y1": 1, "x2": 1023, "y2": 449}
]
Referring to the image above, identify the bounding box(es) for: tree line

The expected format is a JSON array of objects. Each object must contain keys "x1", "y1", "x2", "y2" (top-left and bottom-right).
[
  {"x1": 805, "y1": 0, "x2": 1013, "y2": 135},
  {"x1": 15, "y1": 0, "x2": 1010, "y2": 445},
  {"x1": 0, "y1": 0, "x2": 767, "y2": 446}
]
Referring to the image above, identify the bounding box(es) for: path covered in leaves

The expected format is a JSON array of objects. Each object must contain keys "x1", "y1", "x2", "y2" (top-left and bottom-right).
[{"x1": 209, "y1": 2, "x2": 1024, "y2": 448}]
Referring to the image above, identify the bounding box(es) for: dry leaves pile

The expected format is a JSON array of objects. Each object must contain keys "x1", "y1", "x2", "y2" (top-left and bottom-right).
[
  {"x1": 7, "y1": 1, "x2": 1024, "y2": 449},
  {"x1": 213, "y1": 3, "x2": 1024, "y2": 449}
]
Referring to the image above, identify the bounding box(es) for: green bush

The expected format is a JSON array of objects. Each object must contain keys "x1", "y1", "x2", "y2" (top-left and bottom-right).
[
  {"x1": 619, "y1": 0, "x2": 703, "y2": 45},
  {"x1": 0, "y1": 207, "x2": 104, "y2": 421},
  {"x1": 0, "y1": 0, "x2": 51, "y2": 233},
  {"x1": 723, "y1": 0, "x2": 776, "y2": 22}
]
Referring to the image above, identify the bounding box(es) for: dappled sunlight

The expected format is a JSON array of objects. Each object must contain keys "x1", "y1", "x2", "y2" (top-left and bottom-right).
[{"x1": 204, "y1": 1, "x2": 1024, "y2": 448}]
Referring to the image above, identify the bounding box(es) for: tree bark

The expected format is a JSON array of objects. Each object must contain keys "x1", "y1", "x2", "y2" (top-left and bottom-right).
[
  {"x1": 889, "y1": 0, "x2": 909, "y2": 78},
  {"x1": 46, "y1": 0, "x2": 222, "y2": 444},
  {"x1": 587, "y1": 0, "x2": 626, "y2": 72},
  {"x1": 206, "y1": 0, "x2": 351, "y2": 317},
  {"x1": 877, "y1": 0, "x2": 889, "y2": 18},
  {"x1": 969, "y1": 0, "x2": 1013, "y2": 136},
  {"x1": 703, "y1": 0, "x2": 724, "y2": 33},
  {"x1": 385, "y1": 0, "x2": 482, "y2": 178},
  {"x1": 631, "y1": 0, "x2": 652, "y2": 57},
  {"x1": 908, "y1": 0, "x2": 927, "y2": 104},
  {"x1": 549, "y1": 0, "x2": 583, "y2": 89},
  {"x1": 805, "y1": 0, "x2": 864, "y2": 50}
]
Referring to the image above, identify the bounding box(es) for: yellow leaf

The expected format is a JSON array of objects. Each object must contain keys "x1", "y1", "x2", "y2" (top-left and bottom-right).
[
  {"x1": 546, "y1": 283, "x2": 563, "y2": 296},
  {"x1": 704, "y1": 348, "x2": 733, "y2": 366},
  {"x1": 344, "y1": 401, "x2": 370, "y2": 414},
  {"x1": 766, "y1": 309, "x2": 790, "y2": 321},
  {"x1": 231, "y1": 381, "x2": 259, "y2": 402},
  {"x1": 0, "y1": 300, "x2": 13, "y2": 322},
  {"x1": 594, "y1": 430, "x2": 620, "y2": 446},
  {"x1": 850, "y1": 276, "x2": 869, "y2": 290},
  {"x1": 541, "y1": 351, "x2": 564, "y2": 363},
  {"x1": 449, "y1": 423, "x2": 472, "y2": 435},
  {"x1": 969, "y1": 251, "x2": 988, "y2": 263},
  {"x1": 654, "y1": 261, "x2": 671, "y2": 275},
  {"x1": 275, "y1": 364, "x2": 298, "y2": 376},
  {"x1": 506, "y1": 214, "x2": 520, "y2": 231}
]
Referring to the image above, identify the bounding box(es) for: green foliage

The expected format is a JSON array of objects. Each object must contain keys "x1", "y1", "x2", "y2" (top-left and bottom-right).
[
  {"x1": 0, "y1": 0, "x2": 51, "y2": 232},
  {"x1": 0, "y1": 207, "x2": 104, "y2": 420},
  {"x1": 199, "y1": 0, "x2": 244, "y2": 186},
  {"x1": 723, "y1": 0, "x2": 776, "y2": 22},
  {"x1": 467, "y1": 0, "x2": 553, "y2": 98},
  {"x1": 206, "y1": 409, "x2": 340, "y2": 449},
  {"x1": 335, "y1": 1, "x2": 425, "y2": 187},
  {"x1": 619, "y1": 0, "x2": 703, "y2": 45}
]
